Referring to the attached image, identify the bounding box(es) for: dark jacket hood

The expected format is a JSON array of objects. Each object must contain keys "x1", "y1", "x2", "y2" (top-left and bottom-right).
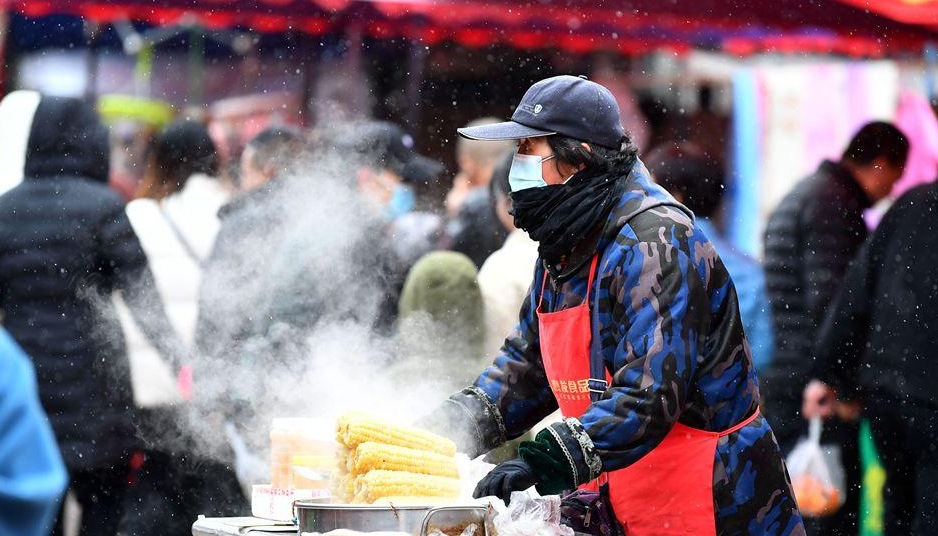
[{"x1": 24, "y1": 96, "x2": 110, "y2": 183}]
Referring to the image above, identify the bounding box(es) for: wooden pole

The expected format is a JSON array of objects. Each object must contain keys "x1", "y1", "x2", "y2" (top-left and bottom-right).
[
  {"x1": 84, "y1": 20, "x2": 100, "y2": 104},
  {"x1": 0, "y1": 7, "x2": 10, "y2": 97},
  {"x1": 187, "y1": 26, "x2": 205, "y2": 106},
  {"x1": 404, "y1": 37, "x2": 427, "y2": 132}
]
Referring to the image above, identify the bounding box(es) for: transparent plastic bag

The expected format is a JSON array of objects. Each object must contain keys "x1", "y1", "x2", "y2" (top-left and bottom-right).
[
  {"x1": 492, "y1": 492, "x2": 574, "y2": 536},
  {"x1": 786, "y1": 417, "x2": 846, "y2": 517}
]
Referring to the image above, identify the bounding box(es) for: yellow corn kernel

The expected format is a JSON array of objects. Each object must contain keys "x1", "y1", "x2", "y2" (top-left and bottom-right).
[
  {"x1": 350, "y1": 442, "x2": 458, "y2": 479},
  {"x1": 336, "y1": 412, "x2": 368, "y2": 443},
  {"x1": 356, "y1": 470, "x2": 460, "y2": 504},
  {"x1": 337, "y1": 414, "x2": 456, "y2": 456}
]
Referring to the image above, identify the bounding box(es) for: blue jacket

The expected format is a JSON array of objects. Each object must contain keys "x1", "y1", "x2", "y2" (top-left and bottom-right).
[
  {"x1": 0, "y1": 328, "x2": 68, "y2": 536},
  {"x1": 696, "y1": 218, "x2": 774, "y2": 371}
]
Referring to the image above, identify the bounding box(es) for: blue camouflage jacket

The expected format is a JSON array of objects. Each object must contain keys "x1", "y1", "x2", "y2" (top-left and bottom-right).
[{"x1": 442, "y1": 160, "x2": 803, "y2": 535}]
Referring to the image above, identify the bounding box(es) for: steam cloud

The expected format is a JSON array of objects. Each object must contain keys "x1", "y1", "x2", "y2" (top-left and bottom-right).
[{"x1": 94, "y1": 134, "x2": 487, "y2": 488}]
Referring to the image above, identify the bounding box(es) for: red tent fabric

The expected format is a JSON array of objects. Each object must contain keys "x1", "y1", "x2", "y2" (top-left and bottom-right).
[
  {"x1": 4, "y1": 0, "x2": 936, "y2": 56},
  {"x1": 832, "y1": 0, "x2": 938, "y2": 30}
]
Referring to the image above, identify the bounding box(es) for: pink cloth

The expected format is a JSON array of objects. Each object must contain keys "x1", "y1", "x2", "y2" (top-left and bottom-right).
[
  {"x1": 177, "y1": 364, "x2": 193, "y2": 401},
  {"x1": 893, "y1": 90, "x2": 938, "y2": 197}
]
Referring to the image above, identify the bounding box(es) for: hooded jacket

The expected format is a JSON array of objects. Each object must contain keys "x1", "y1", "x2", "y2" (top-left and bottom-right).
[
  {"x1": 431, "y1": 161, "x2": 801, "y2": 534},
  {"x1": 0, "y1": 96, "x2": 181, "y2": 470}
]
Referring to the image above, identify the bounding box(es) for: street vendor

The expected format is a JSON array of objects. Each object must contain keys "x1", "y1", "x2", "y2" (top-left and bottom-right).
[{"x1": 426, "y1": 76, "x2": 805, "y2": 535}]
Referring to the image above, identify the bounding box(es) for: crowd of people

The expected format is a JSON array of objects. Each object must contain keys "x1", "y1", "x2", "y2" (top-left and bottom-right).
[{"x1": 0, "y1": 77, "x2": 933, "y2": 536}]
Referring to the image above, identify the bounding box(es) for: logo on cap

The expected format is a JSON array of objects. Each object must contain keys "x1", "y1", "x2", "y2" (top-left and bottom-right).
[{"x1": 533, "y1": 104, "x2": 543, "y2": 114}]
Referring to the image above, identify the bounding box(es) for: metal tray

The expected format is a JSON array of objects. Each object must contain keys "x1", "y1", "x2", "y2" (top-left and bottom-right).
[{"x1": 294, "y1": 502, "x2": 490, "y2": 536}]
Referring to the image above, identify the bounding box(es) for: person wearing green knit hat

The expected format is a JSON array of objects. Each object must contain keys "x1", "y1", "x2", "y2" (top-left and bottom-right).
[{"x1": 395, "y1": 251, "x2": 486, "y2": 395}]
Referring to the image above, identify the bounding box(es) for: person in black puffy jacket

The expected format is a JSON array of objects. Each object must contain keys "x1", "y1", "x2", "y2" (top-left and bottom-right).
[
  {"x1": 804, "y1": 181, "x2": 938, "y2": 535},
  {"x1": 762, "y1": 121, "x2": 908, "y2": 536},
  {"x1": 0, "y1": 96, "x2": 183, "y2": 536}
]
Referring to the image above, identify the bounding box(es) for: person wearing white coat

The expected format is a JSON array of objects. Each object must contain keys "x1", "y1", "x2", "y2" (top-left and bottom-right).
[
  {"x1": 116, "y1": 120, "x2": 245, "y2": 536},
  {"x1": 119, "y1": 172, "x2": 228, "y2": 407}
]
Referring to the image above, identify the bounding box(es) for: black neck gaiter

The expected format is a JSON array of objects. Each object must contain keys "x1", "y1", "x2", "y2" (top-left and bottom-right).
[{"x1": 510, "y1": 159, "x2": 634, "y2": 269}]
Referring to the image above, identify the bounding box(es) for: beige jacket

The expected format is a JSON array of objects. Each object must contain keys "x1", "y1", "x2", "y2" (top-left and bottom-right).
[{"x1": 477, "y1": 228, "x2": 539, "y2": 356}]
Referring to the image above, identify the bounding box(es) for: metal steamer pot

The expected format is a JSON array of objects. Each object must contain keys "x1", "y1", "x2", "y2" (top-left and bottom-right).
[{"x1": 294, "y1": 502, "x2": 491, "y2": 536}]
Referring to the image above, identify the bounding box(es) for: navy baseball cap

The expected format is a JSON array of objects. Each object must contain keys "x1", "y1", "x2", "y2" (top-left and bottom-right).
[{"x1": 457, "y1": 75, "x2": 624, "y2": 149}]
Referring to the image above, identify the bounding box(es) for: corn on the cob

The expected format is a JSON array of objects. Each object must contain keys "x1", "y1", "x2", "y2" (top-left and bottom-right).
[
  {"x1": 350, "y1": 442, "x2": 459, "y2": 478},
  {"x1": 337, "y1": 414, "x2": 456, "y2": 456},
  {"x1": 356, "y1": 470, "x2": 460, "y2": 504}
]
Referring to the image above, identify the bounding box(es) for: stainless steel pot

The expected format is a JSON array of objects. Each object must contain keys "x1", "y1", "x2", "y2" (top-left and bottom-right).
[{"x1": 294, "y1": 502, "x2": 490, "y2": 536}]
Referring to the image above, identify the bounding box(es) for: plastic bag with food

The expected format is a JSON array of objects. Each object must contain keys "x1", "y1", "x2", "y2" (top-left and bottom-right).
[
  {"x1": 492, "y1": 491, "x2": 574, "y2": 536},
  {"x1": 786, "y1": 417, "x2": 846, "y2": 517}
]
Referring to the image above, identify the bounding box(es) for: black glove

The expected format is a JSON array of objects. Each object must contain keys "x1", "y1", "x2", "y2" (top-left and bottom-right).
[{"x1": 473, "y1": 459, "x2": 537, "y2": 504}]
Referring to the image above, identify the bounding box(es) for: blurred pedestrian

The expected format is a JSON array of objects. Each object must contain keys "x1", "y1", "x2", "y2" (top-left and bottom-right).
[
  {"x1": 353, "y1": 121, "x2": 422, "y2": 223},
  {"x1": 196, "y1": 126, "x2": 306, "y2": 362},
  {"x1": 125, "y1": 119, "x2": 228, "y2": 402},
  {"x1": 0, "y1": 96, "x2": 184, "y2": 536},
  {"x1": 0, "y1": 328, "x2": 68, "y2": 536},
  {"x1": 394, "y1": 251, "x2": 486, "y2": 393},
  {"x1": 762, "y1": 121, "x2": 909, "y2": 535},
  {"x1": 445, "y1": 117, "x2": 513, "y2": 217},
  {"x1": 646, "y1": 141, "x2": 773, "y2": 371},
  {"x1": 119, "y1": 120, "x2": 233, "y2": 536},
  {"x1": 193, "y1": 126, "x2": 307, "y2": 484},
  {"x1": 803, "y1": 181, "x2": 938, "y2": 535},
  {"x1": 387, "y1": 149, "x2": 448, "y2": 271},
  {"x1": 446, "y1": 118, "x2": 514, "y2": 267},
  {"x1": 477, "y1": 152, "x2": 538, "y2": 356},
  {"x1": 256, "y1": 122, "x2": 422, "y2": 340}
]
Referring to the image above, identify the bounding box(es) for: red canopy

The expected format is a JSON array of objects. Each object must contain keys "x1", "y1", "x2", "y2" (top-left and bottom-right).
[
  {"x1": 834, "y1": 0, "x2": 938, "y2": 30},
  {"x1": 5, "y1": 0, "x2": 937, "y2": 56}
]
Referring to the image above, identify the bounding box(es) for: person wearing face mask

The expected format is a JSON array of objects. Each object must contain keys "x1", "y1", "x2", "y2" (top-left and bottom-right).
[
  {"x1": 353, "y1": 121, "x2": 436, "y2": 222},
  {"x1": 422, "y1": 75, "x2": 804, "y2": 535}
]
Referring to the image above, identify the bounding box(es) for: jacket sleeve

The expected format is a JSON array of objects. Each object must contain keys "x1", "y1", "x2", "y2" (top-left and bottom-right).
[
  {"x1": 543, "y1": 241, "x2": 708, "y2": 483},
  {"x1": 812, "y1": 222, "x2": 884, "y2": 398},
  {"x1": 422, "y1": 263, "x2": 558, "y2": 457},
  {"x1": 96, "y1": 200, "x2": 186, "y2": 370},
  {"x1": 0, "y1": 329, "x2": 68, "y2": 536}
]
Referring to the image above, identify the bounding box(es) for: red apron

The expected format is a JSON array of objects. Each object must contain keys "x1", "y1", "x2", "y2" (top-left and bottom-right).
[{"x1": 536, "y1": 255, "x2": 760, "y2": 536}]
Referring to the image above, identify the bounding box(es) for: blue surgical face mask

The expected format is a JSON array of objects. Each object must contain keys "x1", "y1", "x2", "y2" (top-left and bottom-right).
[
  {"x1": 384, "y1": 184, "x2": 415, "y2": 220},
  {"x1": 508, "y1": 153, "x2": 556, "y2": 192}
]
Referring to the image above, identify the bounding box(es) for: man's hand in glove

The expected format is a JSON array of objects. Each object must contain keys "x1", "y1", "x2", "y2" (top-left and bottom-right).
[
  {"x1": 473, "y1": 427, "x2": 578, "y2": 503},
  {"x1": 473, "y1": 459, "x2": 537, "y2": 503}
]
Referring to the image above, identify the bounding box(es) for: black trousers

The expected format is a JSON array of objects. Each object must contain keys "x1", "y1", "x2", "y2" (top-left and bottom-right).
[
  {"x1": 765, "y1": 396, "x2": 861, "y2": 536},
  {"x1": 52, "y1": 463, "x2": 129, "y2": 536},
  {"x1": 120, "y1": 449, "x2": 248, "y2": 536},
  {"x1": 865, "y1": 395, "x2": 938, "y2": 536}
]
